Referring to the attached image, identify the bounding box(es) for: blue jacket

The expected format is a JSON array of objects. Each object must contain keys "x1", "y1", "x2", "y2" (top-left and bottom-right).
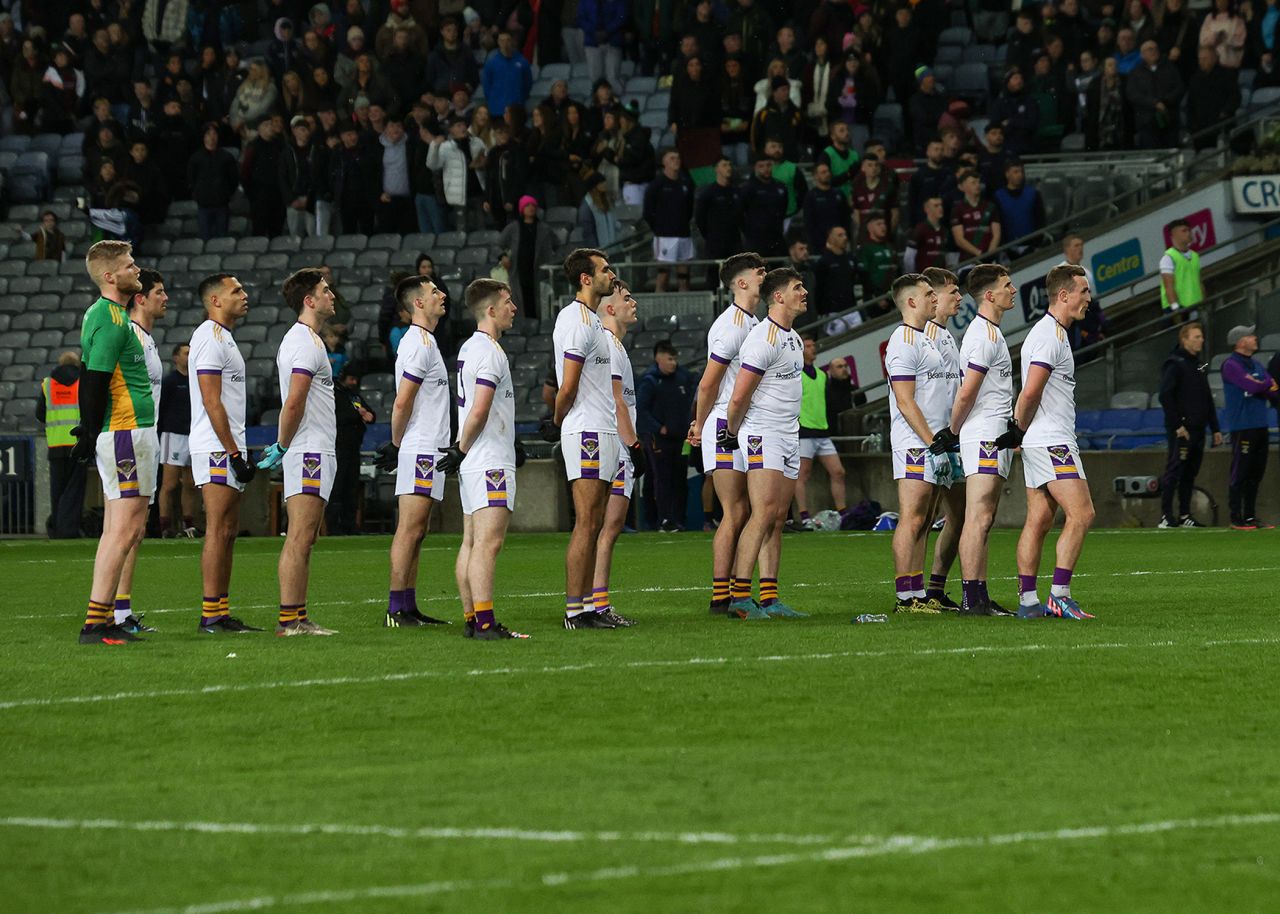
[
  {"x1": 636, "y1": 363, "x2": 695, "y2": 437},
  {"x1": 1222, "y1": 352, "x2": 1276, "y2": 432},
  {"x1": 481, "y1": 49, "x2": 532, "y2": 117},
  {"x1": 579, "y1": 0, "x2": 629, "y2": 48}
]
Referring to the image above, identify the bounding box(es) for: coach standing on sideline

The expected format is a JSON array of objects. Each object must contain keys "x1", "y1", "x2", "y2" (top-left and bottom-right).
[
  {"x1": 1221, "y1": 325, "x2": 1277, "y2": 530},
  {"x1": 636, "y1": 340, "x2": 695, "y2": 532},
  {"x1": 1157, "y1": 321, "x2": 1220, "y2": 528}
]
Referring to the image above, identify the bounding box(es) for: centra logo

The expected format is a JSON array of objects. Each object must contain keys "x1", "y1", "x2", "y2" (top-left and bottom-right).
[
  {"x1": 1091, "y1": 237, "x2": 1145, "y2": 295},
  {"x1": 1096, "y1": 254, "x2": 1140, "y2": 281}
]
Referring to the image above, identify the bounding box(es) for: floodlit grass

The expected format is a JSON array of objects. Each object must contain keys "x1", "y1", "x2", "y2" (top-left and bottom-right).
[{"x1": 4, "y1": 528, "x2": 1280, "y2": 913}]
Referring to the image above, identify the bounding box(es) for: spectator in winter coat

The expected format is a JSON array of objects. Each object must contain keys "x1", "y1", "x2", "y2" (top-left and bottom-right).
[
  {"x1": 230, "y1": 59, "x2": 278, "y2": 135},
  {"x1": 266, "y1": 17, "x2": 301, "y2": 77},
  {"x1": 1187, "y1": 45, "x2": 1241, "y2": 149},
  {"x1": 951, "y1": 169, "x2": 1001, "y2": 260},
  {"x1": 1127, "y1": 40, "x2": 1184, "y2": 148},
  {"x1": 427, "y1": 114, "x2": 488, "y2": 230},
  {"x1": 851, "y1": 153, "x2": 897, "y2": 235},
  {"x1": 907, "y1": 138, "x2": 954, "y2": 225},
  {"x1": 278, "y1": 116, "x2": 332, "y2": 237},
  {"x1": 695, "y1": 157, "x2": 742, "y2": 284},
  {"x1": 481, "y1": 30, "x2": 532, "y2": 118},
  {"x1": 908, "y1": 66, "x2": 947, "y2": 154},
  {"x1": 333, "y1": 123, "x2": 383, "y2": 234},
  {"x1": 813, "y1": 224, "x2": 860, "y2": 319},
  {"x1": 613, "y1": 105, "x2": 656, "y2": 205},
  {"x1": 739, "y1": 153, "x2": 789, "y2": 255},
  {"x1": 751, "y1": 75, "x2": 803, "y2": 159},
  {"x1": 904, "y1": 196, "x2": 947, "y2": 272},
  {"x1": 643, "y1": 149, "x2": 697, "y2": 292},
  {"x1": 338, "y1": 53, "x2": 400, "y2": 119},
  {"x1": 636, "y1": 340, "x2": 696, "y2": 531},
  {"x1": 580, "y1": 0, "x2": 627, "y2": 86},
  {"x1": 498, "y1": 195, "x2": 558, "y2": 318},
  {"x1": 802, "y1": 161, "x2": 849, "y2": 250},
  {"x1": 425, "y1": 17, "x2": 480, "y2": 95},
  {"x1": 1085, "y1": 56, "x2": 1135, "y2": 150},
  {"x1": 186, "y1": 124, "x2": 239, "y2": 239},
  {"x1": 993, "y1": 160, "x2": 1044, "y2": 256},
  {"x1": 1201, "y1": 0, "x2": 1249, "y2": 69},
  {"x1": 987, "y1": 67, "x2": 1040, "y2": 156},
  {"x1": 483, "y1": 120, "x2": 528, "y2": 227},
  {"x1": 241, "y1": 115, "x2": 287, "y2": 237}
]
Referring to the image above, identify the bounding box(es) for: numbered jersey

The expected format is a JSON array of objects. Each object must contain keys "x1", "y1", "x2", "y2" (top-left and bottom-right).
[
  {"x1": 884, "y1": 322, "x2": 950, "y2": 450},
  {"x1": 276, "y1": 322, "x2": 336, "y2": 454},
  {"x1": 1021, "y1": 313, "x2": 1077, "y2": 447},
  {"x1": 188, "y1": 319, "x2": 247, "y2": 453},
  {"x1": 738, "y1": 317, "x2": 804, "y2": 436},
  {"x1": 553, "y1": 299, "x2": 616, "y2": 436},
  {"x1": 394, "y1": 325, "x2": 451, "y2": 451},
  {"x1": 706, "y1": 303, "x2": 758, "y2": 415},
  {"x1": 957, "y1": 314, "x2": 1013, "y2": 443},
  {"x1": 456, "y1": 331, "x2": 516, "y2": 470}
]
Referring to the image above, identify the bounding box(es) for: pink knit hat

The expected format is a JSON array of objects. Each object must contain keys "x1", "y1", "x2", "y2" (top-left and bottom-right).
[{"x1": 518, "y1": 194, "x2": 538, "y2": 213}]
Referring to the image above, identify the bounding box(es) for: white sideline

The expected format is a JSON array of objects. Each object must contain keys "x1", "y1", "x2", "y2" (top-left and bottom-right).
[
  {"x1": 96, "y1": 812, "x2": 1280, "y2": 914},
  {"x1": 6, "y1": 565, "x2": 1277, "y2": 622},
  {"x1": 1, "y1": 636, "x2": 1276, "y2": 712}
]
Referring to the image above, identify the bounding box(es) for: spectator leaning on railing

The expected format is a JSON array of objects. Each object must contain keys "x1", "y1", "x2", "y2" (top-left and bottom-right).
[{"x1": 1157, "y1": 321, "x2": 1221, "y2": 528}]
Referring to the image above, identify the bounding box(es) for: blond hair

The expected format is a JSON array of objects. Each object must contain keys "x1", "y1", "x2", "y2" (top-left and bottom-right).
[{"x1": 85, "y1": 239, "x2": 132, "y2": 288}]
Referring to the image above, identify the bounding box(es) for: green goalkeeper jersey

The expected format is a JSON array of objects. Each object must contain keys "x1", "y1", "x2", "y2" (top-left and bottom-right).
[{"x1": 80, "y1": 295, "x2": 156, "y2": 431}]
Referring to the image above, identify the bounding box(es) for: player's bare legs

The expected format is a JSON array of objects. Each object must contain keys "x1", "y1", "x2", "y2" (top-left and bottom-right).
[
  {"x1": 565, "y1": 478, "x2": 608, "y2": 613},
  {"x1": 924, "y1": 482, "x2": 965, "y2": 608},
  {"x1": 731, "y1": 469, "x2": 793, "y2": 618},
  {"x1": 794, "y1": 457, "x2": 812, "y2": 518},
  {"x1": 160, "y1": 463, "x2": 182, "y2": 533},
  {"x1": 592, "y1": 490, "x2": 629, "y2": 606},
  {"x1": 711, "y1": 469, "x2": 750, "y2": 609},
  {"x1": 465, "y1": 507, "x2": 508, "y2": 612},
  {"x1": 959, "y1": 474, "x2": 1002, "y2": 582},
  {"x1": 389, "y1": 494, "x2": 433, "y2": 592},
  {"x1": 90, "y1": 497, "x2": 148, "y2": 607},
  {"x1": 198, "y1": 485, "x2": 240, "y2": 622},
  {"x1": 455, "y1": 513, "x2": 475, "y2": 616},
  {"x1": 893, "y1": 478, "x2": 936, "y2": 610},
  {"x1": 278, "y1": 492, "x2": 330, "y2": 632}
]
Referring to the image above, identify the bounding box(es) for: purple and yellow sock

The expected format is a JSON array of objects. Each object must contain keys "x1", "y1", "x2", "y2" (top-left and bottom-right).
[
  {"x1": 474, "y1": 599, "x2": 495, "y2": 632},
  {"x1": 712, "y1": 577, "x2": 730, "y2": 603},
  {"x1": 927, "y1": 573, "x2": 948, "y2": 599},
  {"x1": 84, "y1": 600, "x2": 111, "y2": 627},
  {"x1": 296, "y1": 604, "x2": 308, "y2": 621},
  {"x1": 114, "y1": 593, "x2": 132, "y2": 624},
  {"x1": 201, "y1": 595, "x2": 225, "y2": 626},
  {"x1": 464, "y1": 606, "x2": 477, "y2": 623},
  {"x1": 730, "y1": 578, "x2": 752, "y2": 601},
  {"x1": 759, "y1": 577, "x2": 779, "y2": 607},
  {"x1": 1051, "y1": 567, "x2": 1072, "y2": 598},
  {"x1": 279, "y1": 604, "x2": 302, "y2": 626},
  {"x1": 565, "y1": 597, "x2": 584, "y2": 618},
  {"x1": 593, "y1": 587, "x2": 609, "y2": 610},
  {"x1": 895, "y1": 575, "x2": 913, "y2": 600},
  {"x1": 910, "y1": 571, "x2": 925, "y2": 599}
]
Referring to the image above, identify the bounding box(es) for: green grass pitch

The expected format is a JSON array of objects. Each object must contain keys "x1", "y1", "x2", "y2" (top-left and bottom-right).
[{"x1": 4, "y1": 528, "x2": 1280, "y2": 913}]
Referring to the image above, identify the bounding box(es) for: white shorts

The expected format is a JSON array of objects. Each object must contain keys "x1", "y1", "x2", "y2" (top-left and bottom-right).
[
  {"x1": 1021, "y1": 442, "x2": 1087, "y2": 489},
  {"x1": 563, "y1": 430, "x2": 621, "y2": 483},
  {"x1": 283, "y1": 449, "x2": 336, "y2": 502},
  {"x1": 743, "y1": 429, "x2": 800, "y2": 480},
  {"x1": 192, "y1": 450, "x2": 245, "y2": 492},
  {"x1": 394, "y1": 446, "x2": 445, "y2": 500},
  {"x1": 960, "y1": 438, "x2": 1013, "y2": 479},
  {"x1": 459, "y1": 466, "x2": 516, "y2": 515},
  {"x1": 799, "y1": 437, "x2": 837, "y2": 459},
  {"x1": 653, "y1": 236, "x2": 695, "y2": 263},
  {"x1": 701, "y1": 412, "x2": 746, "y2": 473},
  {"x1": 96, "y1": 427, "x2": 159, "y2": 502},
  {"x1": 159, "y1": 432, "x2": 191, "y2": 467},
  {"x1": 610, "y1": 452, "x2": 635, "y2": 499},
  {"x1": 892, "y1": 446, "x2": 952, "y2": 488}
]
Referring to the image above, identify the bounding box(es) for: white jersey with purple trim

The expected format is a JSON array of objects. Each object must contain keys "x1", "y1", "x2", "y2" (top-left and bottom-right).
[
  {"x1": 737, "y1": 316, "x2": 804, "y2": 436},
  {"x1": 924, "y1": 319, "x2": 962, "y2": 402},
  {"x1": 707, "y1": 303, "x2": 759, "y2": 415},
  {"x1": 553, "y1": 298, "x2": 616, "y2": 437},
  {"x1": 607, "y1": 329, "x2": 637, "y2": 432},
  {"x1": 456, "y1": 330, "x2": 516, "y2": 470},
  {"x1": 187, "y1": 319, "x2": 247, "y2": 453},
  {"x1": 1021, "y1": 313, "x2": 1077, "y2": 447},
  {"x1": 132, "y1": 321, "x2": 162, "y2": 409},
  {"x1": 957, "y1": 314, "x2": 1013, "y2": 443},
  {"x1": 884, "y1": 322, "x2": 950, "y2": 451},
  {"x1": 394, "y1": 325, "x2": 451, "y2": 451},
  {"x1": 276, "y1": 322, "x2": 336, "y2": 454}
]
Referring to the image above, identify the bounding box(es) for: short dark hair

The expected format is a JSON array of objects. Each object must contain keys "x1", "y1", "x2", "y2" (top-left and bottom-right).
[
  {"x1": 466, "y1": 277, "x2": 510, "y2": 320},
  {"x1": 966, "y1": 263, "x2": 1010, "y2": 299},
  {"x1": 197, "y1": 272, "x2": 235, "y2": 304},
  {"x1": 759, "y1": 266, "x2": 802, "y2": 306},
  {"x1": 171, "y1": 342, "x2": 189, "y2": 358},
  {"x1": 719, "y1": 251, "x2": 766, "y2": 289},
  {"x1": 395, "y1": 274, "x2": 433, "y2": 311},
  {"x1": 562, "y1": 247, "x2": 607, "y2": 287},
  {"x1": 891, "y1": 272, "x2": 927, "y2": 309},
  {"x1": 283, "y1": 268, "x2": 326, "y2": 314},
  {"x1": 1046, "y1": 263, "x2": 1087, "y2": 300},
  {"x1": 1166, "y1": 217, "x2": 1190, "y2": 232},
  {"x1": 40, "y1": 210, "x2": 56, "y2": 221},
  {"x1": 654, "y1": 339, "x2": 677, "y2": 358},
  {"x1": 415, "y1": 253, "x2": 433, "y2": 272},
  {"x1": 132, "y1": 268, "x2": 164, "y2": 308},
  {"x1": 957, "y1": 168, "x2": 980, "y2": 184},
  {"x1": 922, "y1": 267, "x2": 959, "y2": 290}
]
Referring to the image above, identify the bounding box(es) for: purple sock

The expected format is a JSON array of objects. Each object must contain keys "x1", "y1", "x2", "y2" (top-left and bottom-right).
[
  {"x1": 927, "y1": 573, "x2": 948, "y2": 598},
  {"x1": 895, "y1": 574, "x2": 912, "y2": 598},
  {"x1": 1018, "y1": 574, "x2": 1037, "y2": 595},
  {"x1": 910, "y1": 572, "x2": 925, "y2": 593},
  {"x1": 961, "y1": 579, "x2": 981, "y2": 609},
  {"x1": 799, "y1": 510, "x2": 810, "y2": 522},
  {"x1": 1051, "y1": 567, "x2": 1072, "y2": 597},
  {"x1": 388, "y1": 590, "x2": 405, "y2": 614},
  {"x1": 405, "y1": 588, "x2": 417, "y2": 610}
]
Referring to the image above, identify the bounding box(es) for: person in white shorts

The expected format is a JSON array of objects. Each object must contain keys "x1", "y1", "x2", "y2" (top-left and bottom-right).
[
  {"x1": 547, "y1": 247, "x2": 622, "y2": 629},
  {"x1": 940, "y1": 264, "x2": 1017, "y2": 617},
  {"x1": 884, "y1": 272, "x2": 953, "y2": 615},
  {"x1": 590, "y1": 280, "x2": 646, "y2": 625},
  {"x1": 721, "y1": 267, "x2": 810, "y2": 620},
  {"x1": 438, "y1": 278, "x2": 529, "y2": 639},
  {"x1": 688, "y1": 252, "x2": 766, "y2": 614},
  {"x1": 645, "y1": 149, "x2": 695, "y2": 293},
  {"x1": 374, "y1": 274, "x2": 453, "y2": 628},
  {"x1": 794, "y1": 334, "x2": 850, "y2": 530},
  {"x1": 157, "y1": 341, "x2": 200, "y2": 538},
  {"x1": 1010, "y1": 263, "x2": 1096, "y2": 621},
  {"x1": 257, "y1": 268, "x2": 340, "y2": 636},
  {"x1": 188, "y1": 273, "x2": 258, "y2": 633},
  {"x1": 107, "y1": 267, "x2": 167, "y2": 634},
  {"x1": 72, "y1": 241, "x2": 155, "y2": 644}
]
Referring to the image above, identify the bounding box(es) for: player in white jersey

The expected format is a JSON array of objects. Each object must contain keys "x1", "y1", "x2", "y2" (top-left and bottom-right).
[
  {"x1": 109, "y1": 268, "x2": 167, "y2": 634},
  {"x1": 546, "y1": 247, "x2": 623, "y2": 629},
  {"x1": 721, "y1": 267, "x2": 810, "y2": 620},
  {"x1": 884, "y1": 273, "x2": 953, "y2": 614},
  {"x1": 687, "y1": 252, "x2": 766, "y2": 614},
  {"x1": 938, "y1": 265, "x2": 1018, "y2": 616},
  {"x1": 187, "y1": 273, "x2": 259, "y2": 632},
  {"x1": 1009, "y1": 264, "x2": 1095, "y2": 620},
  {"x1": 375, "y1": 274, "x2": 453, "y2": 628},
  {"x1": 916, "y1": 267, "x2": 967, "y2": 612},
  {"x1": 257, "y1": 268, "x2": 339, "y2": 636},
  {"x1": 437, "y1": 279, "x2": 529, "y2": 639},
  {"x1": 589, "y1": 281, "x2": 646, "y2": 626}
]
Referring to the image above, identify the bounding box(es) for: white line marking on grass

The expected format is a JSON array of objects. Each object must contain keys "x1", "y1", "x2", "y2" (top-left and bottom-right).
[
  {"x1": 3, "y1": 636, "x2": 1276, "y2": 712},
  {"x1": 96, "y1": 812, "x2": 1280, "y2": 914}
]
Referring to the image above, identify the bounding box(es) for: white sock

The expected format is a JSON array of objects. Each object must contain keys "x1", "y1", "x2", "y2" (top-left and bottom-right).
[
  {"x1": 114, "y1": 609, "x2": 131, "y2": 624},
  {"x1": 1019, "y1": 591, "x2": 1040, "y2": 607},
  {"x1": 1050, "y1": 584, "x2": 1071, "y2": 598}
]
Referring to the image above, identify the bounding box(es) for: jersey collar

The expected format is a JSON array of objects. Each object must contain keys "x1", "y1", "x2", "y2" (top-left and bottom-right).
[
  {"x1": 766, "y1": 315, "x2": 791, "y2": 331},
  {"x1": 900, "y1": 320, "x2": 926, "y2": 332},
  {"x1": 928, "y1": 319, "x2": 948, "y2": 332}
]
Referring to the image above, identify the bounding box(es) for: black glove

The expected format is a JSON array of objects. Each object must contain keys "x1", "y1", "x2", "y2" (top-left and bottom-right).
[
  {"x1": 716, "y1": 425, "x2": 740, "y2": 452},
  {"x1": 994, "y1": 418, "x2": 1024, "y2": 449},
  {"x1": 69, "y1": 425, "x2": 95, "y2": 466},
  {"x1": 374, "y1": 440, "x2": 399, "y2": 471},
  {"x1": 928, "y1": 427, "x2": 959, "y2": 455},
  {"x1": 437, "y1": 442, "x2": 466, "y2": 474},
  {"x1": 539, "y1": 417, "x2": 561, "y2": 442},
  {"x1": 514, "y1": 440, "x2": 527, "y2": 468},
  {"x1": 628, "y1": 440, "x2": 648, "y2": 478},
  {"x1": 229, "y1": 451, "x2": 256, "y2": 484}
]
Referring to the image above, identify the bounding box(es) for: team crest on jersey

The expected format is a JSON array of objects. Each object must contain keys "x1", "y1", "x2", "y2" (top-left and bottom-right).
[
  {"x1": 116, "y1": 457, "x2": 136, "y2": 477},
  {"x1": 416, "y1": 455, "x2": 435, "y2": 475},
  {"x1": 1048, "y1": 445, "x2": 1080, "y2": 479},
  {"x1": 746, "y1": 436, "x2": 764, "y2": 468},
  {"x1": 978, "y1": 442, "x2": 999, "y2": 475},
  {"x1": 904, "y1": 447, "x2": 926, "y2": 481},
  {"x1": 485, "y1": 468, "x2": 509, "y2": 507},
  {"x1": 579, "y1": 432, "x2": 600, "y2": 479},
  {"x1": 303, "y1": 455, "x2": 322, "y2": 475}
]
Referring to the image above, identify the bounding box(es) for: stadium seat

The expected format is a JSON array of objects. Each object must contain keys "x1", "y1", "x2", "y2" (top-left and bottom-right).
[
  {"x1": 257, "y1": 252, "x2": 290, "y2": 271},
  {"x1": 171, "y1": 238, "x2": 204, "y2": 256},
  {"x1": 55, "y1": 156, "x2": 84, "y2": 185},
  {"x1": 640, "y1": 110, "x2": 667, "y2": 130},
  {"x1": 326, "y1": 251, "x2": 356, "y2": 269},
  {"x1": 301, "y1": 235, "x2": 335, "y2": 251},
  {"x1": 952, "y1": 63, "x2": 990, "y2": 101},
  {"x1": 935, "y1": 45, "x2": 963, "y2": 66},
  {"x1": 0, "y1": 135, "x2": 29, "y2": 154},
  {"x1": 939, "y1": 25, "x2": 973, "y2": 47},
  {"x1": 10, "y1": 276, "x2": 39, "y2": 293},
  {"x1": 367, "y1": 233, "x2": 401, "y2": 251},
  {"x1": 456, "y1": 247, "x2": 489, "y2": 266},
  {"x1": 625, "y1": 75, "x2": 657, "y2": 94},
  {"x1": 268, "y1": 235, "x2": 302, "y2": 253},
  {"x1": 236, "y1": 236, "x2": 270, "y2": 254},
  {"x1": 1109, "y1": 391, "x2": 1150, "y2": 409},
  {"x1": 25, "y1": 259, "x2": 56, "y2": 277},
  {"x1": 436, "y1": 230, "x2": 467, "y2": 248},
  {"x1": 158, "y1": 255, "x2": 190, "y2": 274},
  {"x1": 539, "y1": 62, "x2": 571, "y2": 81},
  {"x1": 933, "y1": 63, "x2": 955, "y2": 87},
  {"x1": 1251, "y1": 86, "x2": 1280, "y2": 110},
  {"x1": 11, "y1": 313, "x2": 40, "y2": 331},
  {"x1": 204, "y1": 237, "x2": 236, "y2": 255},
  {"x1": 31, "y1": 329, "x2": 61, "y2": 348},
  {"x1": 335, "y1": 234, "x2": 369, "y2": 251},
  {"x1": 41, "y1": 276, "x2": 72, "y2": 294},
  {"x1": 1, "y1": 364, "x2": 35, "y2": 381}
]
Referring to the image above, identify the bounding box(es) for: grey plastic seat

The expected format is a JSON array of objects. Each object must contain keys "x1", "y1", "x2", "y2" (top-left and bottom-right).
[
  {"x1": 31, "y1": 329, "x2": 61, "y2": 347},
  {"x1": 28, "y1": 293, "x2": 61, "y2": 311},
  {"x1": 10, "y1": 276, "x2": 39, "y2": 293},
  {"x1": 171, "y1": 238, "x2": 205, "y2": 256},
  {"x1": 1, "y1": 364, "x2": 34, "y2": 381},
  {"x1": 335, "y1": 234, "x2": 369, "y2": 251},
  {"x1": 326, "y1": 251, "x2": 356, "y2": 269},
  {"x1": 204, "y1": 237, "x2": 236, "y2": 255},
  {"x1": 237, "y1": 323, "x2": 268, "y2": 343},
  {"x1": 257, "y1": 252, "x2": 290, "y2": 271},
  {"x1": 11, "y1": 313, "x2": 40, "y2": 331},
  {"x1": 435, "y1": 231, "x2": 467, "y2": 248},
  {"x1": 223, "y1": 254, "x2": 256, "y2": 271},
  {"x1": 158, "y1": 254, "x2": 190, "y2": 274},
  {"x1": 42, "y1": 311, "x2": 76, "y2": 331},
  {"x1": 0, "y1": 260, "x2": 24, "y2": 277},
  {"x1": 368, "y1": 233, "x2": 401, "y2": 251},
  {"x1": 269, "y1": 235, "x2": 302, "y2": 253},
  {"x1": 356, "y1": 249, "x2": 390, "y2": 267},
  {"x1": 301, "y1": 235, "x2": 335, "y2": 251}
]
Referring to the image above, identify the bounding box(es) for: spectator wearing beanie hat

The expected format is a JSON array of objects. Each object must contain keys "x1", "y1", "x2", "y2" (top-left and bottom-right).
[
  {"x1": 499, "y1": 195, "x2": 557, "y2": 319},
  {"x1": 908, "y1": 65, "x2": 947, "y2": 155},
  {"x1": 751, "y1": 74, "x2": 803, "y2": 160}
]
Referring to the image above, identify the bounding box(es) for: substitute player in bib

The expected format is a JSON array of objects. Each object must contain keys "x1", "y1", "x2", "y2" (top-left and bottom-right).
[
  {"x1": 188, "y1": 273, "x2": 259, "y2": 632},
  {"x1": 258, "y1": 269, "x2": 340, "y2": 636},
  {"x1": 109, "y1": 268, "x2": 167, "y2": 634},
  {"x1": 1008, "y1": 264, "x2": 1096, "y2": 620},
  {"x1": 549, "y1": 248, "x2": 622, "y2": 630},
  {"x1": 73, "y1": 240, "x2": 155, "y2": 644},
  {"x1": 376, "y1": 274, "x2": 452, "y2": 628},
  {"x1": 936, "y1": 264, "x2": 1017, "y2": 616},
  {"x1": 721, "y1": 267, "x2": 810, "y2": 620},
  {"x1": 688, "y1": 252, "x2": 766, "y2": 614},
  {"x1": 918, "y1": 267, "x2": 966, "y2": 611},
  {"x1": 438, "y1": 278, "x2": 529, "y2": 639},
  {"x1": 884, "y1": 273, "x2": 953, "y2": 614},
  {"x1": 590, "y1": 280, "x2": 647, "y2": 626}
]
